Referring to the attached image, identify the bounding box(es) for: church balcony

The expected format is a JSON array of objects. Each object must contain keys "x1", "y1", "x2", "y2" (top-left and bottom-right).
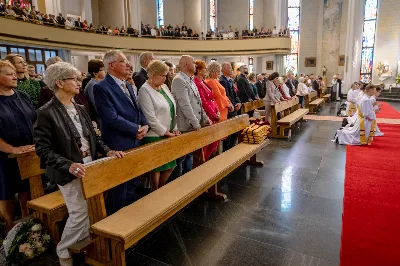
[{"x1": 0, "y1": 17, "x2": 291, "y2": 56}]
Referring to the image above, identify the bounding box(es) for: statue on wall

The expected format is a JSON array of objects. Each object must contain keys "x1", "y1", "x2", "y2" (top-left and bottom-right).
[
  {"x1": 322, "y1": 66, "x2": 327, "y2": 77},
  {"x1": 376, "y1": 62, "x2": 392, "y2": 82}
]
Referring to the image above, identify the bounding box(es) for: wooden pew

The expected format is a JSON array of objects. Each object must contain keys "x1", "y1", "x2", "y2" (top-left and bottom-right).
[
  {"x1": 9, "y1": 151, "x2": 67, "y2": 244},
  {"x1": 323, "y1": 94, "x2": 331, "y2": 103},
  {"x1": 80, "y1": 115, "x2": 269, "y2": 265},
  {"x1": 241, "y1": 99, "x2": 264, "y2": 114},
  {"x1": 270, "y1": 97, "x2": 309, "y2": 138},
  {"x1": 309, "y1": 98, "x2": 325, "y2": 114},
  {"x1": 305, "y1": 91, "x2": 318, "y2": 108}
]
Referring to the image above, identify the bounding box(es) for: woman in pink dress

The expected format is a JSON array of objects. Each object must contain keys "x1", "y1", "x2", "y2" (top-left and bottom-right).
[{"x1": 193, "y1": 60, "x2": 220, "y2": 161}]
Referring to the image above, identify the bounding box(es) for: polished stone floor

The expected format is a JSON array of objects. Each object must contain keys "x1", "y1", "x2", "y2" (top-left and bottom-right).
[{"x1": 1, "y1": 101, "x2": 351, "y2": 266}]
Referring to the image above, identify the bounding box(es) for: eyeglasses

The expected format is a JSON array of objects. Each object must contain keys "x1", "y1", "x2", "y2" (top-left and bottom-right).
[
  {"x1": 63, "y1": 77, "x2": 80, "y2": 82},
  {"x1": 112, "y1": 59, "x2": 130, "y2": 65}
]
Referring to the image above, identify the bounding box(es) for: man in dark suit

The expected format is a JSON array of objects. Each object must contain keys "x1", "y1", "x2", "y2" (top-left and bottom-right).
[
  {"x1": 94, "y1": 50, "x2": 149, "y2": 214},
  {"x1": 74, "y1": 18, "x2": 83, "y2": 28},
  {"x1": 285, "y1": 70, "x2": 297, "y2": 97},
  {"x1": 134, "y1": 52, "x2": 154, "y2": 90},
  {"x1": 56, "y1": 13, "x2": 65, "y2": 25},
  {"x1": 127, "y1": 24, "x2": 134, "y2": 35},
  {"x1": 310, "y1": 74, "x2": 320, "y2": 97},
  {"x1": 255, "y1": 74, "x2": 266, "y2": 99},
  {"x1": 236, "y1": 65, "x2": 257, "y2": 103},
  {"x1": 220, "y1": 62, "x2": 242, "y2": 151}
]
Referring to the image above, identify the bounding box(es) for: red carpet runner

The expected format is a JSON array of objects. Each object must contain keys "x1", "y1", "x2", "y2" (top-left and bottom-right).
[
  {"x1": 341, "y1": 120, "x2": 400, "y2": 264},
  {"x1": 376, "y1": 102, "x2": 400, "y2": 119}
]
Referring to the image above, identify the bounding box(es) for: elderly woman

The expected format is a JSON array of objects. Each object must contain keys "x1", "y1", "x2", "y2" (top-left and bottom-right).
[
  {"x1": 138, "y1": 60, "x2": 180, "y2": 190},
  {"x1": 248, "y1": 72, "x2": 259, "y2": 98},
  {"x1": 33, "y1": 62, "x2": 124, "y2": 266},
  {"x1": 194, "y1": 60, "x2": 220, "y2": 161},
  {"x1": 264, "y1": 72, "x2": 281, "y2": 122},
  {"x1": 5, "y1": 54, "x2": 48, "y2": 107},
  {"x1": 204, "y1": 61, "x2": 233, "y2": 122},
  {"x1": 277, "y1": 77, "x2": 291, "y2": 100},
  {"x1": 0, "y1": 60, "x2": 35, "y2": 232},
  {"x1": 296, "y1": 77, "x2": 309, "y2": 107}
]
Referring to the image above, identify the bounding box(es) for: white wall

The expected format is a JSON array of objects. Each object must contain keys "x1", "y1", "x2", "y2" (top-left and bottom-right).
[
  {"x1": 253, "y1": 0, "x2": 264, "y2": 30},
  {"x1": 263, "y1": 0, "x2": 276, "y2": 30},
  {"x1": 164, "y1": 0, "x2": 184, "y2": 27},
  {"x1": 71, "y1": 55, "x2": 89, "y2": 72},
  {"x1": 373, "y1": 0, "x2": 400, "y2": 84},
  {"x1": 140, "y1": 0, "x2": 157, "y2": 26},
  {"x1": 217, "y1": 0, "x2": 248, "y2": 30}
]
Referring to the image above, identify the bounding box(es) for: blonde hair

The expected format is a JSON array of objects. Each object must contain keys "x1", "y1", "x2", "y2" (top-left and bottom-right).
[
  {"x1": 0, "y1": 59, "x2": 16, "y2": 73},
  {"x1": 207, "y1": 61, "x2": 221, "y2": 77},
  {"x1": 45, "y1": 56, "x2": 63, "y2": 67},
  {"x1": 147, "y1": 60, "x2": 169, "y2": 78}
]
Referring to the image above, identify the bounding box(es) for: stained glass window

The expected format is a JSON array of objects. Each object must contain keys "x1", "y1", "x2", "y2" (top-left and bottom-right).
[
  {"x1": 249, "y1": 57, "x2": 254, "y2": 73},
  {"x1": 210, "y1": 0, "x2": 217, "y2": 31},
  {"x1": 249, "y1": 0, "x2": 254, "y2": 30},
  {"x1": 360, "y1": 0, "x2": 378, "y2": 83},
  {"x1": 157, "y1": 0, "x2": 164, "y2": 27},
  {"x1": 285, "y1": 1, "x2": 300, "y2": 75}
]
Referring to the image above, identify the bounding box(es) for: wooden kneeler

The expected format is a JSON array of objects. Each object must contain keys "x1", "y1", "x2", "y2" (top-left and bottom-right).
[{"x1": 81, "y1": 115, "x2": 251, "y2": 265}]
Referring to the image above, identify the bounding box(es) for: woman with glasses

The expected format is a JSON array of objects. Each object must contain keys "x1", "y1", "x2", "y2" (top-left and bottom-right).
[
  {"x1": 33, "y1": 62, "x2": 125, "y2": 266},
  {"x1": 138, "y1": 60, "x2": 180, "y2": 190},
  {"x1": 5, "y1": 54, "x2": 48, "y2": 107},
  {"x1": 0, "y1": 60, "x2": 35, "y2": 233}
]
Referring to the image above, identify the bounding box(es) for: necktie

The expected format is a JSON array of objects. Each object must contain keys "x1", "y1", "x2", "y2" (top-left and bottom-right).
[{"x1": 121, "y1": 82, "x2": 133, "y2": 103}]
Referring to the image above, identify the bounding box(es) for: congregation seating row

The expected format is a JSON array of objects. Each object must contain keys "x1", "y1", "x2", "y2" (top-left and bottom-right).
[
  {"x1": 11, "y1": 115, "x2": 268, "y2": 265},
  {"x1": 11, "y1": 93, "x2": 330, "y2": 265}
]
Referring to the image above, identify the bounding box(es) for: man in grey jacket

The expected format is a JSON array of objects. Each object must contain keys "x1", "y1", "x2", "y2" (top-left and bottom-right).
[{"x1": 171, "y1": 55, "x2": 211, "y2": 177}]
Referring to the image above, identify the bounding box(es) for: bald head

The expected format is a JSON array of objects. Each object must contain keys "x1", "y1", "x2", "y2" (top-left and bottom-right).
[
  {"x1": 257, "y1": 74, "x2": 263, "y2": 81},
  {"x1": 179, "y1": 55, "x2": 195, "y2": 76}
]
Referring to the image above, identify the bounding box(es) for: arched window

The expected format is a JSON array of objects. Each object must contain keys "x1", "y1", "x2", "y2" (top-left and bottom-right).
[
  {"x1": 210, "y1": 0, "x2": 217, "y2": 31},
  {"x1": 285, "y1": 0, "x2": 300, "y2": 75},
  {"x1": 157, "y1": 0, "x2": 164, "y2": 27},
  {"x1": 360, "y1": 0, "x2": 379, "y2": 83},
  {"x1": 249, "y1": 0, "x2": 254, "y2": 30}
]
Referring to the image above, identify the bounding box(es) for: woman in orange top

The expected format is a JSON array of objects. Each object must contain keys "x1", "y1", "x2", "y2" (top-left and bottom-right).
[{"x1": 204, "y1": 61, "x2": 234, "y2": 121}]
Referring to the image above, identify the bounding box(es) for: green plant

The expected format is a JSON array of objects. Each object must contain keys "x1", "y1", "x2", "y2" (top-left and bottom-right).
[{"x1": 396, "y1": 73, "x2": 400, "y2": 84}]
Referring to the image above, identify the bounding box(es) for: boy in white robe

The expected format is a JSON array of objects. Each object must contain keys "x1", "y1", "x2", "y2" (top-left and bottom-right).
[
  {"x1": 346, "y1": 82, "x2": 358, "y2": 116},
  {"x1": 336, "y1": 84, "x2": 377, "y2": 145},
  {"x1": 371, "y1": 87, "x2": 384, "y2": 136}
]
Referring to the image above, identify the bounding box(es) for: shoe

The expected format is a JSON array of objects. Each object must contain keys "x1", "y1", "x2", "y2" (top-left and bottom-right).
[
  {"x1": 375, "y1": 132, "x2": 384, "y2": 137},
  {"x1": 59, "y1": 257, "x2": 73, "y2": 266}
]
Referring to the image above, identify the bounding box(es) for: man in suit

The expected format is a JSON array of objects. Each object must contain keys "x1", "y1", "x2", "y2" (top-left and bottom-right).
[
  {"x1": 56, "y1": 13, "x2": 65, "y2": 25},
  {"x1": 310, "y1": 74, "x2": 320, "y2": 97},
  {"x1": 74, "y1": 18, "x2": 83, "y2": 28},
  {"x1": 255, "y1": 74, "x2": 267, "y2": 99},
  {"x1": 220, "y1": 62, "x2": 242, "y2": 151},
  {"x1": 236, "y1": 65, "x2": 257, "y2": 103},
  {"x1": 127, "y1": 24, "x2": 134, "y2": 35},
  {"x1": 286, "y1": 70, "x2": 297, "y2": 97},
  {"x1": 171, "y1": 55, "x2": 211, "y2": 177},
  {"x1": 134, "y1": 52, "x2": 154, "y2": 90},
  {"x1": 94, "y1": 50, "x2": 149, "y2": 214}
]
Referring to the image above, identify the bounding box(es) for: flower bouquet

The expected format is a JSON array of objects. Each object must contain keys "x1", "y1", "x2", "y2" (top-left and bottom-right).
[{"x1": 2, "y1": 219, "x2": 51, "y2": 265}]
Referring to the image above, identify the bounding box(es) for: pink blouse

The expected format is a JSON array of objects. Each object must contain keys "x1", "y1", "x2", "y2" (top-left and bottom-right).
[{"x1": 193, "y1": 76, "x2": 220, "y2": 122}]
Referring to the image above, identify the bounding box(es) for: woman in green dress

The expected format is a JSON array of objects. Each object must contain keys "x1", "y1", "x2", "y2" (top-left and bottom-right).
[{"x1": 138, "y1": 60, "x2": 181, "y2": 190}]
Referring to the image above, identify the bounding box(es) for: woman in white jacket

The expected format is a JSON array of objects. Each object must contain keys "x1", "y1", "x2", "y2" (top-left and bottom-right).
[
  {"x1": 138, "y1": 60, "x2": 181, "y2": 190},
  {"x1": 296, "y1": 77, "x2": 308, "y2": 107}
]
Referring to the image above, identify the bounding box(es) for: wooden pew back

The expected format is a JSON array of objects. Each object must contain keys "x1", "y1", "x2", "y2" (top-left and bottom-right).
[
  {"x1": 241, "y1": 99, "x2": 264, "y2": 114},
  {"x1": 270, "y1": 97, "x2": 300, "y2": 137},
  {"x1": 305, "y1": 91, "x2": 318, "y2": 107}
]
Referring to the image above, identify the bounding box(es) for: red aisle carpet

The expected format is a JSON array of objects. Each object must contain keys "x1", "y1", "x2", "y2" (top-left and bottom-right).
[
  {"x1": 376, "y1": 102, "x2": 400, "y2": 119},
  {"x1": 341, "y1": 123, "x2": 400, "y2": 265}
]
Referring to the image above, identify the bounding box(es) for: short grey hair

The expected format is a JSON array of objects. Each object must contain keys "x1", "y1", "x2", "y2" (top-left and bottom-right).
[
  {"x1": 207, "y1": 61, "x2": 222, "y2": 76},
  {"x1": 221, "y1": 62, "x2": 232, "y2": 70},
  {"x1": 44, "y1": 62, "x2": 80, "y2": 92},
  {"x1": 139, "y1": 52, "x2": 154, "y2": 66},
  {"x1": 103, "y1": 50, "x2": 124, "y2": 72},
  {"x1": 286, "y1": 70, "x2": 294, "y2": 76},
  {"x1": 298, "y1": 77, "x2": 305, "y2": 83},
  {"x1": 45, "y1": 56, "x2": 63, "y2": 67}
]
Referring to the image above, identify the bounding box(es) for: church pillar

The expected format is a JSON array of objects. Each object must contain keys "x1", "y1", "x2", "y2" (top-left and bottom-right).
[
  {"x1": 127, "y1": 54, "x2": 140, "y2": 72},
  {"x1": 200, "y1": 0, "x2": 209, "y2": 37},
  {"x1": 98, "y1": 0, "x2": 125, "y2": 29},
  {"x1": 128, "y1": 0, "x2": 141, "y2": 31},
  {"x1": 343, "y1": 0, "x2": 364, "y2": 93},
  {"x1": 276, "y1": 0, "x2": 288, "y2": 31}
]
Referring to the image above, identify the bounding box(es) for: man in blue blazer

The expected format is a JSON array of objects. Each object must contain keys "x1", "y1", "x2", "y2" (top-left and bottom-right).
[{"x1": 94, "y1": 50, "x2": 149, "y2": 214}]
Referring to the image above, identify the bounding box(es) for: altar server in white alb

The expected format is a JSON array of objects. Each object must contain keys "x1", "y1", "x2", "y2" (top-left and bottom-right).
[
  {"x1": 346, "y1": 82, "x2": 359, "y2": 116},
  {"x1": 336, "y1": 84, "x2": 377, "y2": 145},
  {"x1": 370, "y1": 86, "x2": 384, "y2": 137}
]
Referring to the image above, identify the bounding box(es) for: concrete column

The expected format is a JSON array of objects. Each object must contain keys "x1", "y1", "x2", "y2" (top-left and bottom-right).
[
  {"x1": 82, "y1": 0, "x2": 93, "y2": 24},
  {"x1": 127, "y1": 54, "x2": 140, "y2": 72},
  {"x1": 98, "y1": 0, "x2": 125, "y2": 29},
  {"x1": 343, "y1": 0, "x2": 364, "y2": 93},
  {"x1": 200, "y1": 0, "x2": 209, "y2": 36},
  {"x1": 276, "y1": 0, "x2": 288, "y2": 30},
  {"x1": 129, "y1": 0, "x2": 141, "y2": 31}
]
